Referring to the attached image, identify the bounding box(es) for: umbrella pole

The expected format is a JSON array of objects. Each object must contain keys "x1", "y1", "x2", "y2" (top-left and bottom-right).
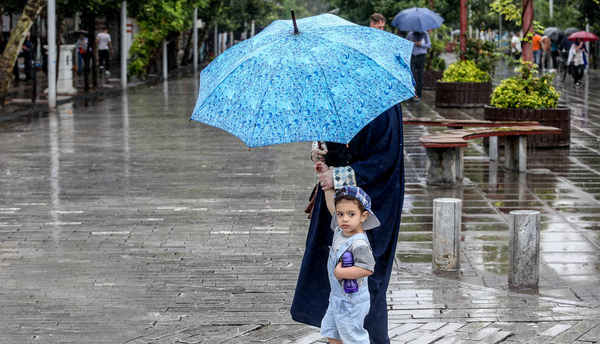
[{"x1": 291, "y1": 10, "x2": 299, "y2": 34}]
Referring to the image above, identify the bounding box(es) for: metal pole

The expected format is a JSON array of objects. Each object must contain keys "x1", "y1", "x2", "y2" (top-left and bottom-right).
[
  {"x1": 586, "y1": 19, "x2": 590, "y2": 70},
  {"x1": 251, "y1": 20, "x2": 255, "y2": 38},
  {"x1": 48, "y1": 0, "x2": 57, "y2": 108},
  {"x1": 214, "y1": 23, "x2": 218, "y2": 57},
  {"x1": 549, "y1": 0, "x2": 553, "y2": 19},
  {"x1": 193, "y1": 7, "x2": 198, "y2": 74},
  {"x1": 162, "y1": 40, "x2": 168, "y2": 80},
  {"x1": 460, "y1": 0, "x2": 467, "y2": 60},
  {"x1": 499, "y1": 15, "x2": 502, "y2": 47},
  {"x1": 121, "y1": 1, "x2": 127, "y2": 89}
]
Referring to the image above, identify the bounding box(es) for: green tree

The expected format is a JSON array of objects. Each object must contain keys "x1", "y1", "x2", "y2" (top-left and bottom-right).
[{"x1": 0, "y1": 0, "x2": 46, "y2": 109}]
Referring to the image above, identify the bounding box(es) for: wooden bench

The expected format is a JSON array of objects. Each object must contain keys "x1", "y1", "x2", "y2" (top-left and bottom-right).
[
  {"x1": 403, "y1": 118, "x2": 539, "y2": 129},
  {"x1": 419, "y1": 126, "x2": 562, "y2": 185},
  {"x1": 403, "y1": 118, "x2": 541, "y2": 161}
]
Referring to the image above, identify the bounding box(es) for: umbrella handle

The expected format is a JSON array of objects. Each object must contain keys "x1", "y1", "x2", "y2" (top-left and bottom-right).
[{"x1": 291, "y1": 10, "x2": 299, "y2": 34}]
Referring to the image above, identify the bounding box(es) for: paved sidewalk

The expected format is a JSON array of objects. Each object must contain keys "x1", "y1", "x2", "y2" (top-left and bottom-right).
[{"x1": 0, "y1": 67, "x2": 598, "y2": 343}]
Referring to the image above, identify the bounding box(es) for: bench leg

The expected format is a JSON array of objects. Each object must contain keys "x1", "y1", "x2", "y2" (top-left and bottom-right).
[
  {"x1": 455, "y1": 147, "x2": 464, "y2": 180},
  {"x1": 489, "y1": 137, "x2": 498, "y2": 161},
  {"x1": 504, "y1": 136, "x2": 527, "y2": 172},
  {"x1": 426, "y1": 147, "x2": 457, "y2": 185}
]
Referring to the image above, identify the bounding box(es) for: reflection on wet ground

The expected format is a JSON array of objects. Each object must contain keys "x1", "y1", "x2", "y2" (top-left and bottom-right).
[{"x1": 400, "y1": 65, "x2": 599, "y2": 303}]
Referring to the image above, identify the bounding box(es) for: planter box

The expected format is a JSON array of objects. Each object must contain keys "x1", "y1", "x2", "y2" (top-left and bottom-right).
[
  {"x1": 423, "y1": 70, "x2": 444, "y2": 90},
  {"x1": 435, "y1": 81, "x2": 492, "y2": 108},
  {"x1": 483, "y1": 106, "x2": 571, "y2": 148}
]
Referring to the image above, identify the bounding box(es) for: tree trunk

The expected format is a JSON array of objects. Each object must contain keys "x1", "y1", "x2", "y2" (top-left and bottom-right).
[{"x1": 0, "y1": 0, "x2": 46, "y2": 109}]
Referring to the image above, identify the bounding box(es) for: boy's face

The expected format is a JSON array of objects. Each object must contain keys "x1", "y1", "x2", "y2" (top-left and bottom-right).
[{"x1": 335, "y1": 199, "x2": 369, "y2": 235}]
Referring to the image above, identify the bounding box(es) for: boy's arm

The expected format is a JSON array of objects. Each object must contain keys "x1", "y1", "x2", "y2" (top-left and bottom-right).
[
  {"x1": 334, "y1": 264, "x2": 373, "y2": 280},
  {"x1": 315, "y1": 161, "x2": 336, "y2": 215}
]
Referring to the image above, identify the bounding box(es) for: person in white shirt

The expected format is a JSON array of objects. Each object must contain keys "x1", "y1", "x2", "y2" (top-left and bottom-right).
[
  {"x1": 96, "y1": 28, "x2": 113, "y2": 76},
  {"x1": 511, "y1": 31, "x2": 522, "y2": 60}
]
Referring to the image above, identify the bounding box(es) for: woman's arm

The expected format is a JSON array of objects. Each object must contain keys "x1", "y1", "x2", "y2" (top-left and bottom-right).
[{"x1": 334, "y1": 263, "x2": 373, "y2": 280}]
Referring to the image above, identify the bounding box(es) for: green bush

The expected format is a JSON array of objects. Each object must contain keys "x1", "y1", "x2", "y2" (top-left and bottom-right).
[
  {"x1": 490, "y1": 63, "x2": 559, "y2": 109},
  {"x1": 441, "y1": 60, "x2": 491, "y2": 83}
]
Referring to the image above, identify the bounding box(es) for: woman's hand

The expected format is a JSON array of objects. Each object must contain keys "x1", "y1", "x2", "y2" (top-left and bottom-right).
[
  {"x1": 311, "y1": 141, "x2": 327, "y2": 163},
  {"x1": 318, "y1": 165, "x2": 334, "y2": 191}
]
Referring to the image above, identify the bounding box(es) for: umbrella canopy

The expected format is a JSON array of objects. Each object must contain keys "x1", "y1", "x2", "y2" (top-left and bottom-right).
[
  {"x1": 543, "y1": 27, "x2": 563, "y2": 41},
  {"x1": 190, "y1": 13, "x2": 415, "y2": 148},
  {"x1": 391, "y1": 7, "x2": 445, "y2": 32},
  {"x1": 563, "y1": 27, "x2": 580, "y2": 36},
  {"x1": 568, "y1": 31, "x2": 599, "y2": 42}
]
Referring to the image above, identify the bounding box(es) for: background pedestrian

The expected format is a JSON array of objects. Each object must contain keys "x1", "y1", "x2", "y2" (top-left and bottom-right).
[
  {"x1": 406, "y1": 30, "x2": 431, "y2": 101},
  {"x1": 96, "y1": 28, "x2": 113, "y2": 76},
  {"x1": 511, "y1": 31, "x2": 522, "y2": 60}
]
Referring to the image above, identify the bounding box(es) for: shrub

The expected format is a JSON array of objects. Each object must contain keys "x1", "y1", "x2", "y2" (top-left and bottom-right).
[
  {"x1": 490, "y1": 63, "x2": 559, "y2": 109},
  {"x1": 441, "y1": 60, "x2": 491, "y2": 83}
]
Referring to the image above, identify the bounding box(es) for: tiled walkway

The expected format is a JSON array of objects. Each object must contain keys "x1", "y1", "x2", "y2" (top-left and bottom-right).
[{"x1": 0, "y1": 66, "x2": 598, "y2": 343}]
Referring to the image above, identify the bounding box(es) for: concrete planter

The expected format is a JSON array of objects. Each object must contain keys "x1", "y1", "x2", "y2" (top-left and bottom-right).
[
  {"x1": 423, "y1": 70, "x2": 444, "y2": 90},
  {"x1": 484, "y1": 106, "x2": 571, "y2": 148},
  {"x1": 435, "y1": 81, "x2": 492, "y2": 108}
]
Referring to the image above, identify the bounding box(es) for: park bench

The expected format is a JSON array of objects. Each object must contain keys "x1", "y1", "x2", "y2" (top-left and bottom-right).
[
  {"x1": 419, "y1": 126, "x2": 562, "y2": 185},
  {"x1": 403, "y1": 118, "x2": 541, "y2": 161},
  {"x1": 403, "y1": 118, "x2": 540, "y2": 129}
]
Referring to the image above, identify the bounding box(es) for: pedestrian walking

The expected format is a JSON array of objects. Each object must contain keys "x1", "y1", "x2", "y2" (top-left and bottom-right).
[
  {"x1": 541, "y1": 35, "x2": 552, "y2": 71},
  {"x1": 406, "y1": 30, "x2": 430, "y2": 101},
  {"x1": 567, "y1": 38, "x2": 587, "y2": 86},
  {"x1": 291, "y1": 102, "x2": 405, "y2": 344},
  {"x1": 532, "y1": 33, "x2": 542, "y2": 66},
  {"x1": 313, "y1": 181, "x2": 377, "y2": 344},
  {"x1": 76, "y1": 32, "x2": 89, "y2": 76},
  {"x1": 21, "y1": 33, "x2": 34, "y2": 81},
  {"x1": 550, "y1": 39, "x2": 559, "y2": 71},
  {"x1": 511, "y1": 31, "x2": 522, "y2": 60},
  {"x1": 96, "y1": 28, "x2": 113, "y2": 76}
]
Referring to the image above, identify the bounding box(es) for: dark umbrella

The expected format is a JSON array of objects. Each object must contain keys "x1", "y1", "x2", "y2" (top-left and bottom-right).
[
  {"x1": 563, "y1": 27, "x2": 580, "y2": 36},
  {"x1": 544, "y1": 27, "x2": 563, "y2": 41},
  {"x1": 391, "y1": 7, "x2": 444, "y2": 32}
]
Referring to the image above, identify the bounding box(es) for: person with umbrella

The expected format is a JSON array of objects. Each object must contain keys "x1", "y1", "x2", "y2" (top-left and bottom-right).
[
  {"x1": 406, "y1": 30, "x2": 431, "y2": 101},
  {"x1": 567, "y1": 37, "x2": 587, "y2": 86},
  {"x1": 189, "y1": 13, "x2": 415, "y2": 343}
]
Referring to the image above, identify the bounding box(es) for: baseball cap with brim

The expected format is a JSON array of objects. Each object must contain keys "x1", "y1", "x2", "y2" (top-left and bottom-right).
[{"x1": 330, "y1": 186, "x2": 381, "y2": 230}]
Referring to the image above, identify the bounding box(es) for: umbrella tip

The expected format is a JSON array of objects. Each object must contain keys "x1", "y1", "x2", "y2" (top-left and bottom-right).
[{"x1": 291, "y1": 9, "x2": 299, "y2": 34}]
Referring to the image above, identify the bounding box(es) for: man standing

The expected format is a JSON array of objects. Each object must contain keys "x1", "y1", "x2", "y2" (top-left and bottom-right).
[
  {"x1": 96, "y1": 28, "x2": 113, "y2": 76},
  {"x1": 511, "y1": 31, "x2": 522, "y2": 60},
  {"x1": 406, "y1": 30, "x2": 430, "y2": 101},
  {"x1": 369, "y1": 13, "x2": 386, "y2": 30},
  {"x1": 532, "y1": 33, "x2": 542, "y2": 66}
]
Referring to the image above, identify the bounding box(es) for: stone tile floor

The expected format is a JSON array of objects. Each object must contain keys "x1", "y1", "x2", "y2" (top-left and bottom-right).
[{"x1": 0, "y1": 66, "x2": 598, "y2": 343}]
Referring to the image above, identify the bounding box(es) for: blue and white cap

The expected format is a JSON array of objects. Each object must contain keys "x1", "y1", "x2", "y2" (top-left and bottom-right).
[{"x1": 333, "y1": 186, "x2": 381, "y2": 230}]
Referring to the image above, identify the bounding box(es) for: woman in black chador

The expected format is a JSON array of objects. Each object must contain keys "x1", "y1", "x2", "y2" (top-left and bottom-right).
[{"x1": 291, "y1": 103, "x2": 405, "y2": 344}]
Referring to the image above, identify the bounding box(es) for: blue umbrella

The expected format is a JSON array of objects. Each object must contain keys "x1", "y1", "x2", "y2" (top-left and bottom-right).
[
  {"x1": 391, "y1": 7, "x2": 444, "y2": 32},
  {"x1": 190, "y1": 12, "x2": 415, "y2": 148}
]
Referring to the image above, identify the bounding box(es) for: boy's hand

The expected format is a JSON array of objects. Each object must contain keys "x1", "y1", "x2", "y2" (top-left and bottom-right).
[
  {"x1": 314, "y1": 161, "x2": 329, "y2": 174},
  {"x1": 318, "y1": 166, "x2": 334, "y2": 191},
  {"x1": 334, "y1": 262, "x2": 344, "y2": 280}
]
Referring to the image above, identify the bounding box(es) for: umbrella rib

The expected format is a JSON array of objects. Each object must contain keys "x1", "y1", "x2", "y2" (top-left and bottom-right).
[
  {"x1": 248, "y1": 41, "x2": 290, "y2": 147},
  {"x1": 195, "y1": 37, "x2": 285, "y2": 114},
  {"x1": 310, "y1": 28, "x2": 414, "y2": 92},
  {"x1": 299, "y1": 36, "x2": 345, "y2": 142}
]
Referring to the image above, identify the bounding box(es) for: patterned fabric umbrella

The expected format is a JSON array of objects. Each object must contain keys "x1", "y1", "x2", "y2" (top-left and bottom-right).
[{"x1": 190, "y1": 13, "x2": 415, "y2": 148}]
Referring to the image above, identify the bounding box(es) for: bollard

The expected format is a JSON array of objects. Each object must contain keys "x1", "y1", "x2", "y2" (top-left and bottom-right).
[
  {"x1": 508, "y1": 210, "x2": 540, "y2": 287},
  {"x1": 432, "y1": 198, "x2": 462, "y2": 271}
]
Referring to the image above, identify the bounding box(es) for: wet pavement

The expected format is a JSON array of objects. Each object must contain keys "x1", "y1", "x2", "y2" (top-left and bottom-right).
[{"x1": 0, "y1": 64, "x2": 599, "y2": 343}]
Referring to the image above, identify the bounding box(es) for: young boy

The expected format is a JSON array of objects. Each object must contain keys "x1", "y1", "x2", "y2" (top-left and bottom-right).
[{"x1": 316, "y1": 162, "x2": 379, "y2": 344}]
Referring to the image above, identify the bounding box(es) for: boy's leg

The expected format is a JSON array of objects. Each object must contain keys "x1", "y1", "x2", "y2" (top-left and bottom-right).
[{"x1": 320, "y1": 303, "x2": 342, "y2": 342}]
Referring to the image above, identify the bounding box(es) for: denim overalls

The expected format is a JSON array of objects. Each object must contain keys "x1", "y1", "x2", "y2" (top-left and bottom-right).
[{"x1": 320, "y1": 230, "x2": 371, "y2": 344}]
